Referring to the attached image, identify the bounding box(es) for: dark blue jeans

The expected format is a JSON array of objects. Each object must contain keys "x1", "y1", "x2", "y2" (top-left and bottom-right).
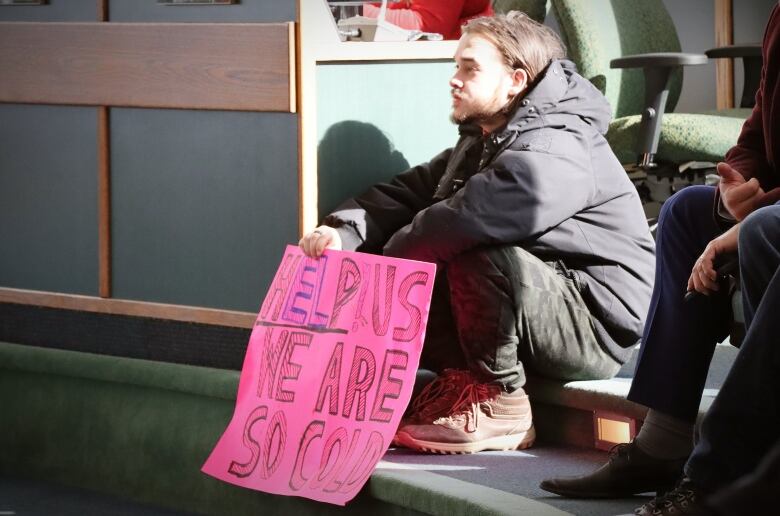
[
  {"x1": 686, "y1": 202, "x2": 780, "y2": 490},
  {"x1": 627, "y1": 185, "x2": 732, "y2": 422}
]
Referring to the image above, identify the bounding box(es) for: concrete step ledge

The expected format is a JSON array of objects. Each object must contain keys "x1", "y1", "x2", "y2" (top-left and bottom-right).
[{"x1": 525, "y1": 343, "x2": 738, "y2": 448}]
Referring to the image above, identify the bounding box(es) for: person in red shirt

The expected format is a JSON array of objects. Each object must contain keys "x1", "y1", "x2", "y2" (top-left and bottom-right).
[{"x1": 363, "y1": 0, "x2": 494, "y2": 40}]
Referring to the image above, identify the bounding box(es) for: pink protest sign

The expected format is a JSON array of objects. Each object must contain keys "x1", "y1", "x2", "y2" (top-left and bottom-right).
[{"x1": 202, "y1": 245, "x2": 436, "y2": 505}]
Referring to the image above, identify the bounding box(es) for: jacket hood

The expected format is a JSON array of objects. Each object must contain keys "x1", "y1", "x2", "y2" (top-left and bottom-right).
[{"x1": 504, "y1": 59, "x2": 613, "y2": 136}]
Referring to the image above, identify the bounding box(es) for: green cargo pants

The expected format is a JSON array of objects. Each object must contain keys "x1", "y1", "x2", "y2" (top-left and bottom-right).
[{"x1": 420, "y1": 245, "x2": 621, "y2": 392}]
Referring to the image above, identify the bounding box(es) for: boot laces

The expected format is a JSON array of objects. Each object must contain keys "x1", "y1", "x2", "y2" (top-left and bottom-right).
[
  {"x1": 637, "y1": 482, "x2": 698, "y2": 516},
  {"x1": 410, "y1": 369, "x2": 472, "y2": 421},
  {"x1": 435, "y1": 382, "x2": 498, "y2": 432}
]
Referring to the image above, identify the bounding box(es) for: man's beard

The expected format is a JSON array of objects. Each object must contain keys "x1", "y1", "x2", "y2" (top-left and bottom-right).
[{"x1": 449, "y1": 93, "x2": 519, "y2": 126}]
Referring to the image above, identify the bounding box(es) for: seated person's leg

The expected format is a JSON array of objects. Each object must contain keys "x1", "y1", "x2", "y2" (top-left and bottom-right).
[
  {"x1": 627, "y1": 186, "x2": 732, "y2": 468},
  {"x1": 632, "y1": 203, "x2": 780, "y2": 515},
  {"x1": 737, "y1": 202, "x2": 780, "y2": 327},
  {"x1": 541, "y1": 186, "x2": 731, "y2": 498},
  {"x1": 705, "y1": 437, "x2": 780, "y2": 516},
  {"x1": 418, "y1": 274, "x2": 467, "y2": 373},
  {"x1": 628, "y1": 185, "x2": 732, "y2": 424},
  {"x1": 684, "y1": 203, "x2": 780, "y2": 493},
  {"x1": 447, "y1": 244, "x2": 620, "y2": 388},
  {"x1": 397, "y1": 243, "x2": 619, "y2": 454},
  {"x1": 401, "y1": 278, "x2": 472, "y2": 426}
]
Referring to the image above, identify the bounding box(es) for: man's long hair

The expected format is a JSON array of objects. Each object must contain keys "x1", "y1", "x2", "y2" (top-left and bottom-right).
[{"x1": 463, "y1": 11, "x2": 566, "y2": 84}]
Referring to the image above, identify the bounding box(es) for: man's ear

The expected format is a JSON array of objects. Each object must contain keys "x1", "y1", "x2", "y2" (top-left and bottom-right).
[{"x1": 508, "y1": 68, "x2": 529, "y2": 97}]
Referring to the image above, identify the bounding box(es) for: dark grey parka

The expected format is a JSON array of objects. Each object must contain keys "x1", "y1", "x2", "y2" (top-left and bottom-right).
[{"x1": 324, "y1": 59, "x2": 655, "y2": 363}]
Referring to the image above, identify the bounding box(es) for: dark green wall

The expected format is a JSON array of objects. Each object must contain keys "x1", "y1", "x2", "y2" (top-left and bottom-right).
[
  {"x1": 0, "y1": 104, "x2": 99, "y2": 295},
  {"x1": 0, "y1": 0, "x2": 298, "y2": 313},
  {"x1": 0, "y1": 0, "x2": 294, "y2": 23},
  {"x1": 0, "y1": 0, "x2": 96, "y2": 21},
  {"x1": 108, "y1": 0, "x2": 294, "y2": 22},
  {"x1": 110, "y1": 109, "x2": 298, "y2": 312}
]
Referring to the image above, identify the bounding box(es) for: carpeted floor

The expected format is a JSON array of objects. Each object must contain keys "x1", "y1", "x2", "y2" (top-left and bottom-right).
[
  {"x1": 1, "y1": 448, "x2": 650, "y2": 516},
  {"x1": 0, "y1": 476, "x2": 193, "y2": 516},
  {"x1": 380, "y1": 444, "x2": 650, "y2": 516}
]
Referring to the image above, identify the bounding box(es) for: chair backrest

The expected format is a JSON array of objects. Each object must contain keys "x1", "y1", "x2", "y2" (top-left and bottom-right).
[
  {"x1": 550, "y1": 0, "x2": 683, "y2": 118},
  {"x1": 492, "y1": 0, "x2": 549, "y2": 23}
]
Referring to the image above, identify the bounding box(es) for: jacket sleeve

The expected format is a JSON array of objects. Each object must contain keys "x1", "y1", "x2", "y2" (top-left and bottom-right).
[
  {"x1": 716, "y1": 3, "x2": 778, "y2": 223},
  {"x1": 323, "y1": 147, "x2": 452, "y2": 253},
  {"x1": 383, "y1": 147, "x2": 594, "y2": 265},
  {"x1": 723, "y1": 55, "x2": 771, "y2": 186},
  {"x1": 714, "y1": 84, "x2": 766, "y2": 225}
]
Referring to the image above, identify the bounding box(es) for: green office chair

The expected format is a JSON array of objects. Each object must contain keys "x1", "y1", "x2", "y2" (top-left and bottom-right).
[
  {"x1": 493, "y1": 0, "x2": 548, "y2": 22},
  {"x1": 550, "y1": 0, "x2": 757, "y2": 172},
  {"x1": 551, "y1": 0, "x2": 756, "y2": 344}
]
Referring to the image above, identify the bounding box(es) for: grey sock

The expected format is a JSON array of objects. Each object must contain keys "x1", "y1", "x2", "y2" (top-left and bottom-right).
[{"x1": 634, "y1": 409, "x2": 694, "y2": 460}]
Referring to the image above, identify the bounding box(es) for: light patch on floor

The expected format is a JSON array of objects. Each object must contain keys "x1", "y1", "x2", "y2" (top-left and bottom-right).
[{"x1": 376, "y1": 460, "x2": 485, "y2": 471}]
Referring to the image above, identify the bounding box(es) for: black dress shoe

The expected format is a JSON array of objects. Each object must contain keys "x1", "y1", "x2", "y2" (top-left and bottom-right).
[{"x1": 539, "y1": 441, "x2": 686, "y2": 499}]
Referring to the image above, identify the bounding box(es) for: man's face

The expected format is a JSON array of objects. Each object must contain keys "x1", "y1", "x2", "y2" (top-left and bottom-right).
[{"x1": 450, "y1": 34, "x2": 525, "y2": 131}]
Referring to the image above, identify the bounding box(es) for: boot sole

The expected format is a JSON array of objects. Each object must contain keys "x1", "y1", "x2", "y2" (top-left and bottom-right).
[{"x1": 396, "y1": 425, "x2": 536, "y2": 454}]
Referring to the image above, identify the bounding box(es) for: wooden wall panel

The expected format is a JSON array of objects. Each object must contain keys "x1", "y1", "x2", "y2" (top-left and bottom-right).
[
  {"x1": 98, "y1": 107, "x2": 111, "y2": 298},
  {"x1": 0, "y1": 288, "x2": 255, "y2": 328},
  {"x1": 715, "y1": 0, "x2": 735, "y2": 109},
  {"x1": 0, "y1": 22, "x2": 295, "y2": 112}
]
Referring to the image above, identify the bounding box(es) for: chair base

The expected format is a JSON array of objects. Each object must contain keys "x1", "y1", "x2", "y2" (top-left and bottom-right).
[{"x1": 625, "y1": 160, "x2": 718, "y2": 206}]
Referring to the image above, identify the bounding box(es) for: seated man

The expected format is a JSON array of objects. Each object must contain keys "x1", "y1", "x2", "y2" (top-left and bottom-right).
[
  {"x1": 300, "y1": 12, "x2": 655, "y2": 454},
  {"x1": 541, "y1": 1, "x2": 779, "y2": 502}
]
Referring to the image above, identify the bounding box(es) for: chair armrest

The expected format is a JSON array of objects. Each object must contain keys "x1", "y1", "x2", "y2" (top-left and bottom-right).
[
  {"x1": 705, "y1": 44, "x2": 762, "y2": 109},
  {"x1": 611, "y1": 52, "x2": 707, "y2": 69},
  {"x1": 705, "y1": 44, "x2": 761, "y2": 59},
  {"x1": 609, "y1": 53, "x2": 706, "y2": 165}
]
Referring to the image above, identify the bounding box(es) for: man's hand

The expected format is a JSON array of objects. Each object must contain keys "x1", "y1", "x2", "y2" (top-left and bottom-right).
[
  {"x1": 298, "y1": 225, "x2": 342, "y2": 258},
  {"x1": 717, "y1": 162, "x2": 780, "y2": 221},
  {"x1": 687, "y1": 224, "x2": 740, "y2": 296}
]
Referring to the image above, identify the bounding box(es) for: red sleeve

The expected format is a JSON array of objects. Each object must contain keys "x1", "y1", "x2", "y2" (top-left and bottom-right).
[
  {"x1": 406, "y1": 0, "x2": 465, "y2": 38},
  {"x1": 365, "y1": 0, "x2": 492, "y2": 39},
  {"x1": 363, "y1": 4, "x2": 424, "y2": 31},
  {"x1": 723, "y1": 3, "x2": 779, "y2": 189}
]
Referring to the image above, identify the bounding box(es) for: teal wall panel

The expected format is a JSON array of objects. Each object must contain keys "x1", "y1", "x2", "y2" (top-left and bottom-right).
[
  {"x1": 0, "y1": 104, "x2": 99, "y2": 295},
  {"x1": 111, "y1": 108, "x2": 298, "y2": 312},
  {"x1": 316, "y1": 60, "x2": 457, "y2": 217},
  {"x1": 0, "y1": 0, "x2": 96, "y2": 21},
  {"x1": 108, "y1": 0, "x2": 294, "y2": 22}
]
